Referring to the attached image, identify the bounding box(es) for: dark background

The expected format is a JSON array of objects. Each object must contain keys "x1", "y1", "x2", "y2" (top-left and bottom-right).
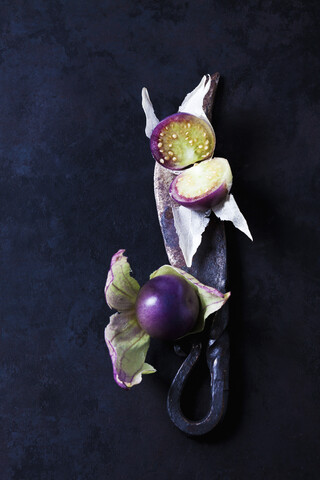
[{"x1": 1, "y1": 1, "x2": 319, "y2": 479}]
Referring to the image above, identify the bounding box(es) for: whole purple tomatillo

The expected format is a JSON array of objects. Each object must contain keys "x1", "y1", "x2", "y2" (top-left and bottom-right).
[
  {"x1": 104, "y1": 250, "x2": 230, "y2": 389},
  {"x1": 135, "y1": 274, "x2": 199, "y2": 341}
]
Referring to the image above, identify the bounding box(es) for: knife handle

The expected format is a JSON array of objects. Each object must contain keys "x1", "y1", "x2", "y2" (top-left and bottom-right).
[{"x1": 167, "y1": 305, "x2": 229, "y2": 436}]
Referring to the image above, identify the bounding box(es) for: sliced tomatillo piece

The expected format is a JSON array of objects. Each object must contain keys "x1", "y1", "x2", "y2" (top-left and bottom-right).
[
  {"x1": 150, "y1": 112, "x2": 215, "y2": 170},
  {"x1": 170, "y1": 157, "x2": 233, "y2": 211}
]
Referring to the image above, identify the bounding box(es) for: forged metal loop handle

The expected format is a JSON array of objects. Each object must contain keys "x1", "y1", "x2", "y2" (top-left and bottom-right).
[{"x1": 167, "y1": 306, "x2": 229, "y2": 436}]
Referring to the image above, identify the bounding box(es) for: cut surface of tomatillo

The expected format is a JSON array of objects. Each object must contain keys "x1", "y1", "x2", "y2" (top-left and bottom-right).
[
  {"x1": 150, "y1": 112, "x2": 215, "y2": 170},
  {"x1": 170, "y1": 157, "x2": 233, "y2": 211}
]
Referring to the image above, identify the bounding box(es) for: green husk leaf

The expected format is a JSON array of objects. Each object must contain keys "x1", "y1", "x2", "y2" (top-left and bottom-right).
[
  {"x1": 104, "y1": 250, "x2": 155, "y2": 389},
  {"x1": 104, "y1": 249, "x2": 140, "y2": 312},
  {"x1": 212, "y1": 194, "x2": 253, "y2": 241},
  {"x1": 105, "y1": 311, "x2": 156, "y2": 389}
]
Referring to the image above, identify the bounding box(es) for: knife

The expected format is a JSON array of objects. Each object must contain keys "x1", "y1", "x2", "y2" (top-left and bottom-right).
[{"x1": 154, "y1": 73, "x2": 229, "y2": 435}]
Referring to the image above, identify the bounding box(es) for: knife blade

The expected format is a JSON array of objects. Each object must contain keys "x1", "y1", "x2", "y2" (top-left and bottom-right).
[{"x1": 153, "y1": 73, "x2": 230, "y2": 435}]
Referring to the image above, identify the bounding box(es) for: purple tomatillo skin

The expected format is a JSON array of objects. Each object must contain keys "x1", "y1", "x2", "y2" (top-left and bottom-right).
[
  {"x1": 169, "y1": 179, "x2": 229, "y2": 212},
  {"x1": 135, "y1": 274, "x2": 199, "y2": 341},
  {"x1": 150, "y1": 112, "x2": 214, "y2": 170}
]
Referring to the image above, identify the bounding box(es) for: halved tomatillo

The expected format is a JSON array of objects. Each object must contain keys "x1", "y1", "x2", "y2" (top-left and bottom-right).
[
  {"x1": 150, "y1": 112, "x2": 215, "y2": 170},
  {"x1": 170, "y1": 157, "x2": 233, "y2": 211}
]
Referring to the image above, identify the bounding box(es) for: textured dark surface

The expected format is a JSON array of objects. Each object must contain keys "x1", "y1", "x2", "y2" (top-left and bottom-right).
[{"x1": 1, "y1": 1, "x2": 320, "y2": 479}]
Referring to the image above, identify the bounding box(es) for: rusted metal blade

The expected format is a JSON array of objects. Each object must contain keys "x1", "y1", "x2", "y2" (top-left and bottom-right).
[
  {"x1": 153, "y1": 73, "x2": 230, "y2": 435},
  {"x1": 154, "y1": 164, "x2": 184, "y2": 268}
]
